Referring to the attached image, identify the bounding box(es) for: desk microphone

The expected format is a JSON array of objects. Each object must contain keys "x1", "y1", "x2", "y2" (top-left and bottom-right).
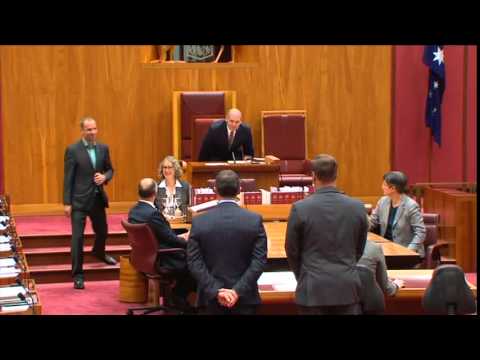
[{"x1": 232, "y1": 152, "x2": 236, "y2": 164}]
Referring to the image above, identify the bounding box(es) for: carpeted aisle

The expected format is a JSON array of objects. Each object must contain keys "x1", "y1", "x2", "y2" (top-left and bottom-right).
[
  {"x1": 36, "y1": 280, "x2": 145, "y2": 315},
  {"x1": 14, "y1": 214, "x2": 127, "y2": 237}
]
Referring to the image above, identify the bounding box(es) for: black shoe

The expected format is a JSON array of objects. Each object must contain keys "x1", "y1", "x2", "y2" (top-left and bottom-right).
[
  {"x1": 74, "y1": 278, "x2": 85, "y2": 289},
  {"x1": 93, "y1": 253, "x2": 117, "y2": 265}
]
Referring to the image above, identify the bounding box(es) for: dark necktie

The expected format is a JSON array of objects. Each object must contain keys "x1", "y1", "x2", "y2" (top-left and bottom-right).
[{"x1": 228, "y1": 130, "x2": 235, "y2": 148}]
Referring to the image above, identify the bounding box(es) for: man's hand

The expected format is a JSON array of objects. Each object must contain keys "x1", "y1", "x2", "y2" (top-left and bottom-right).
[
  {"x1": 217, "y1": 288, "x2": 239, "y2": 308},
  {"x1": 94, "y1": 172, "x2": 106, "y2": 186},
  {"x1": 392, "y1": 279, "x2": 405, "y2": 289},
  {"x1": 179, "y1": 231, "x2": 190, "y2": 241},
  {"x1": 64, "y1": 205, "x2": 72, "y2": 217}
]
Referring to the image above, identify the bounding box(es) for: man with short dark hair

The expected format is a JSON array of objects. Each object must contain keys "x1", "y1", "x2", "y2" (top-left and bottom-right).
[
  {"x1": 285, "y1": 154, "x2": 368, "y2": 315},
  {"x1": 187, "y1": 170, "x2": 267, "y2": 314},
  {"x1": 128, "y1": 178, "x2": 195, "y2": 308},
  {"x1": 64, "y1": 116, "x2": 117, "y2": 290}
]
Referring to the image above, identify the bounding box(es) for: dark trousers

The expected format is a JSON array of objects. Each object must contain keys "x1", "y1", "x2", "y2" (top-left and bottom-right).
[
  {"x1": 202, "y1": 301, "x2": 257, "y2": 315},
  {"x1": 298, "y1": 303, "x2": 362, "y2": 315},
  {"x1": 171, "y1": 270, "x2": 197, "y2": 304},
  {"x1": 71, "y1": 194, "x2": 108, "y2": 279}
]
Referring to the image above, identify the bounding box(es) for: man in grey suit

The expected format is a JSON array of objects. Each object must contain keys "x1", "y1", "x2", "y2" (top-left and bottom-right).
[
  {"x1": 285, "y1": 154, "x2": 368, "y2": 315},
  {"x1": 64, "y1": 117, "x2": 117, "y2": 290}
]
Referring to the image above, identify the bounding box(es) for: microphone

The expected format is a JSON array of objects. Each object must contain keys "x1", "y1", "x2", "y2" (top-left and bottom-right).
[{"x1": 232, "y1": 151, "x2": 236, "y2": 164}]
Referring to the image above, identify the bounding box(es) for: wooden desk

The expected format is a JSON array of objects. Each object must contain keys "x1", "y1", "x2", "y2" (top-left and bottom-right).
[
  {"x1": 257, "y1": 270, "x2": 477, "y2": 315},
  {"x1": 185, "y1": 162, "x2": 280, "y2": 189},
  {"x1": 172, "y1": 221, "x2": 420, "y2": 269}
]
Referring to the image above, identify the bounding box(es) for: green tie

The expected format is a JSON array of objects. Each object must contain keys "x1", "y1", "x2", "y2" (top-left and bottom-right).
[{"x1": 87, "y1": 145, "x2": 96, "y2": 169}]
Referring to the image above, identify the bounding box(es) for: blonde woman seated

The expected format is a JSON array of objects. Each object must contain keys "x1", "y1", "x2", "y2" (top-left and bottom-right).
[
  {"x1": 155, "y1": 156, "x2": 191, "y2": 218},
  {"x1": 369, "y1": 171, "x2": 426, "y2": 258}
]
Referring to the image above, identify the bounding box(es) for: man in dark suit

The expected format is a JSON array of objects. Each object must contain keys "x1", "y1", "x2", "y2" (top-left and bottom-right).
[
  {"x1": 285, "y1": 154, "x2": 368, "y2": 315},
  {"x1": 128, "y1": 178, "x2": 195, "y2": 308},
  {"x1": 187, "y1": 170, "x2": 267, "y2": 314},
  {"x1": 63, "y1": 117, "x2": 117, "y2": 290},
  {"x1": 198, "y1": 108, "x2": 254, "y2": 162}
]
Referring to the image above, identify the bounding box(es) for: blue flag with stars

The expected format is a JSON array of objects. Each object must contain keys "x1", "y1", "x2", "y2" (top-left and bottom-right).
[{"x1": 423, "y1": 45, "x2": 445, "y2": 146}]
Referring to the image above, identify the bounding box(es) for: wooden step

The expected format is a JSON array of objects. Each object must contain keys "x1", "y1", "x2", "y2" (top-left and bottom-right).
[
  {"x1": 19, "y1": 232, "x2": 129, "y2": 249},
  {"x1": 24, "y1": 245, "x2": 131, "y2": 266},
  {"x1": 29, "y1": 263, "x2": 120, "y2": 284}
]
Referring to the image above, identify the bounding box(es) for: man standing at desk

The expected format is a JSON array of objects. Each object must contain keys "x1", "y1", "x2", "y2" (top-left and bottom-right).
[
  {"x1": 285, "y1": 154, "x2": 368, "y2": 315},
  {"x1": 198, "y1": 108, "x2": 254, "y2": 162}
]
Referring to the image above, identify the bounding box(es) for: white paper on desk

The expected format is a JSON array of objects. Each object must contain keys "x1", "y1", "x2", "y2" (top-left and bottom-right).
[
  {"x1": 257, "y1": 271, "x2": 297, "y2": 286},
  {"x1": 0, "y1": 286, "x2": 26, "y2": 299},
  {"x1": 0, "y1": 258, "x2": 16, "y2": 267},
  {"x1": 0, "y1": 304, "x2": 29, "y2": 313},
  {"x1": 0, "y1": 267, "x2": 20, "y2": 275},
  {"x1": 189, "y1": 200, "x2": 218, "y2": 213},
  {"x1": 204, "y1": 162, "x2": 228, "y2": 166},
  {"x1": 0, "y1": 244, "x2": 12, "y2": 252},
  {"x1": 0, "y1": 235, "x2": 11, "y2": 243},
  {"x1": 227, "y1": 160, "x2": 251, "y2": 164}
]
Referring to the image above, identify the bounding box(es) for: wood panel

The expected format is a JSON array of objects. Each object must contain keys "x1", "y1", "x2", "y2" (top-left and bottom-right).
[
  {"x1": 0, "y1": 45, "x2": 391, "y2": 210},
  {"x1": 423, "y1": 187, "x2": 477, "y2": 272}
]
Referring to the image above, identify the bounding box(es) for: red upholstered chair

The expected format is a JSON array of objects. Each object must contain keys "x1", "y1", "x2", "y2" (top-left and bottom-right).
[
  {"x1": 121, "y1": 220, "x2": 185, "y2": 315},
  {"x1": 420, "y1": 213, "x2": 455, "y2": 269},
  {"x1": 422, "y1": 264, "x2": 477, "y2": 315},
  {"x1": 193, "y1": 118, "x2": 217, "y2": 161},
  {"x1": 172, "y1": 91, "x2": 236, "y2": 161},
  {"x1": 261, "y1": 111, "x2": 313, "y2": 187},
  {"x1": 207, "y1": 178, "x2": 257, "y2": 192}
]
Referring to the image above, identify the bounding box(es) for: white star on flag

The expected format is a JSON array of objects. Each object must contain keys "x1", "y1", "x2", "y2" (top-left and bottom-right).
[
  {"x1": 433, "y1": 81, "x2": 439, "y2": 89},
  {"x1": 432, "y1": 47, "x2": 444, "y2": 66}
]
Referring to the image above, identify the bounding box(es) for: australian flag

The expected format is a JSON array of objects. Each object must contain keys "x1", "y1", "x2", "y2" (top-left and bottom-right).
[{"x1": 423, "y1": 45, "x2": 446, "y2": 146}]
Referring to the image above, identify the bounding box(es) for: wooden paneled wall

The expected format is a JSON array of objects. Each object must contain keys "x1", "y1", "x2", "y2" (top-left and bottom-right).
[{"x1": 0, "y1": 45, "x2": 391, "y2": 211}]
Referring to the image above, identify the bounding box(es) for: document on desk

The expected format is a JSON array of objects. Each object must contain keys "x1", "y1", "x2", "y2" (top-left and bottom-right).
[
  {"x1": 205, "y1": 162, "x2": 228, "y2": 166},
  {"x1": 0, "y1": 267, "x2": 21, "y2": 275},
  {"x1": 0, "y1": 258, "x2": 16, "y2": 267},
  {"x1": 0, "y1": 285, "x2": 26, "y2": 300},
  {"x1": 258, "y1": 271, "x2": 297, "y2": 291},
  {"x1": 0, "y1": 235, "x2": 12, "y2": 243},
  {"x1": 0, "y1": 244, "x2": 12, "y2": 252},
  {"x1": 0, "y1": 304, "x2": 30, "y2": 313}
]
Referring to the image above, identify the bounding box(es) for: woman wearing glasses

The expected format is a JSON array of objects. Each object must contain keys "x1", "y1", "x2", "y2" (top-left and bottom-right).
[{"x1": 155, "y1": 156, "x2": 191, "y2": 218}]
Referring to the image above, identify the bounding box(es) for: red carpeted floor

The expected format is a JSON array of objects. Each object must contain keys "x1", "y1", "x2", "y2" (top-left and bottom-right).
[
  {"x1": 36, "y1": 280, "x2": 146, "y2": 315},
  {"x1": 14, "y1": 214, "x2": 127, "y2": 236}
]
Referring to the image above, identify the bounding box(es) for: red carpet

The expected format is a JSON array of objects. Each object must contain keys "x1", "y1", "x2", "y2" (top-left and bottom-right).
[
  {"x1": 14, "y1": 214, "x2": 128, "y2": 237},
  {"x1": 36, "y1": 280, "x2": 145, "y2": 315}
]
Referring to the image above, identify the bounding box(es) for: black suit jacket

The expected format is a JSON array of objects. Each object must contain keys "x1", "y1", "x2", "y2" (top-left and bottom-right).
[
  {"x1": 285, "y1": 187, "x2": 368, "y2": 307},
  {"x1": 198, "y1": 120, "x2": 254, "y2": 161},
  {"x1": 63, "y1": 140, "x2": 114, "y2": 211},
  {"x1": 128, "y1": 201, "x2": 188, "y2": 271},
  {"x1": 187, "y1": 202, "x2": 267, "y2": 306}
]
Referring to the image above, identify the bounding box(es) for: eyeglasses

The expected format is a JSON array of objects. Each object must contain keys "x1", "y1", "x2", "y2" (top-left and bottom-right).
[{"x1": 163, "y1": 166, "x2": 174, "y2": 169}]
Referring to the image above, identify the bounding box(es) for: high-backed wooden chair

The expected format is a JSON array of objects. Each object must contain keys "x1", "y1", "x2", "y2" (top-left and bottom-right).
[
  {"x1": 172, "y1": 91, "x2": 236, "y2": 161},
  {"x1": 261, "y1": 110, "x2": 313, "y2": 187}
]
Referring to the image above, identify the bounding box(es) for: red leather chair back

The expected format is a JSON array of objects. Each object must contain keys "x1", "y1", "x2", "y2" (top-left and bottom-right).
[
  {"x1": 121, "y1": 220, "x2": 158, "y2": 275},
  {"x1": 193, "y1": 118, "x2": 218, "y2": 161},
  {"x1": 263, "y1": 114, "x2": 306, "y2": 162},
  {"x1": 180, "y1": 92, "x2": 225, "y2": 160}
]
